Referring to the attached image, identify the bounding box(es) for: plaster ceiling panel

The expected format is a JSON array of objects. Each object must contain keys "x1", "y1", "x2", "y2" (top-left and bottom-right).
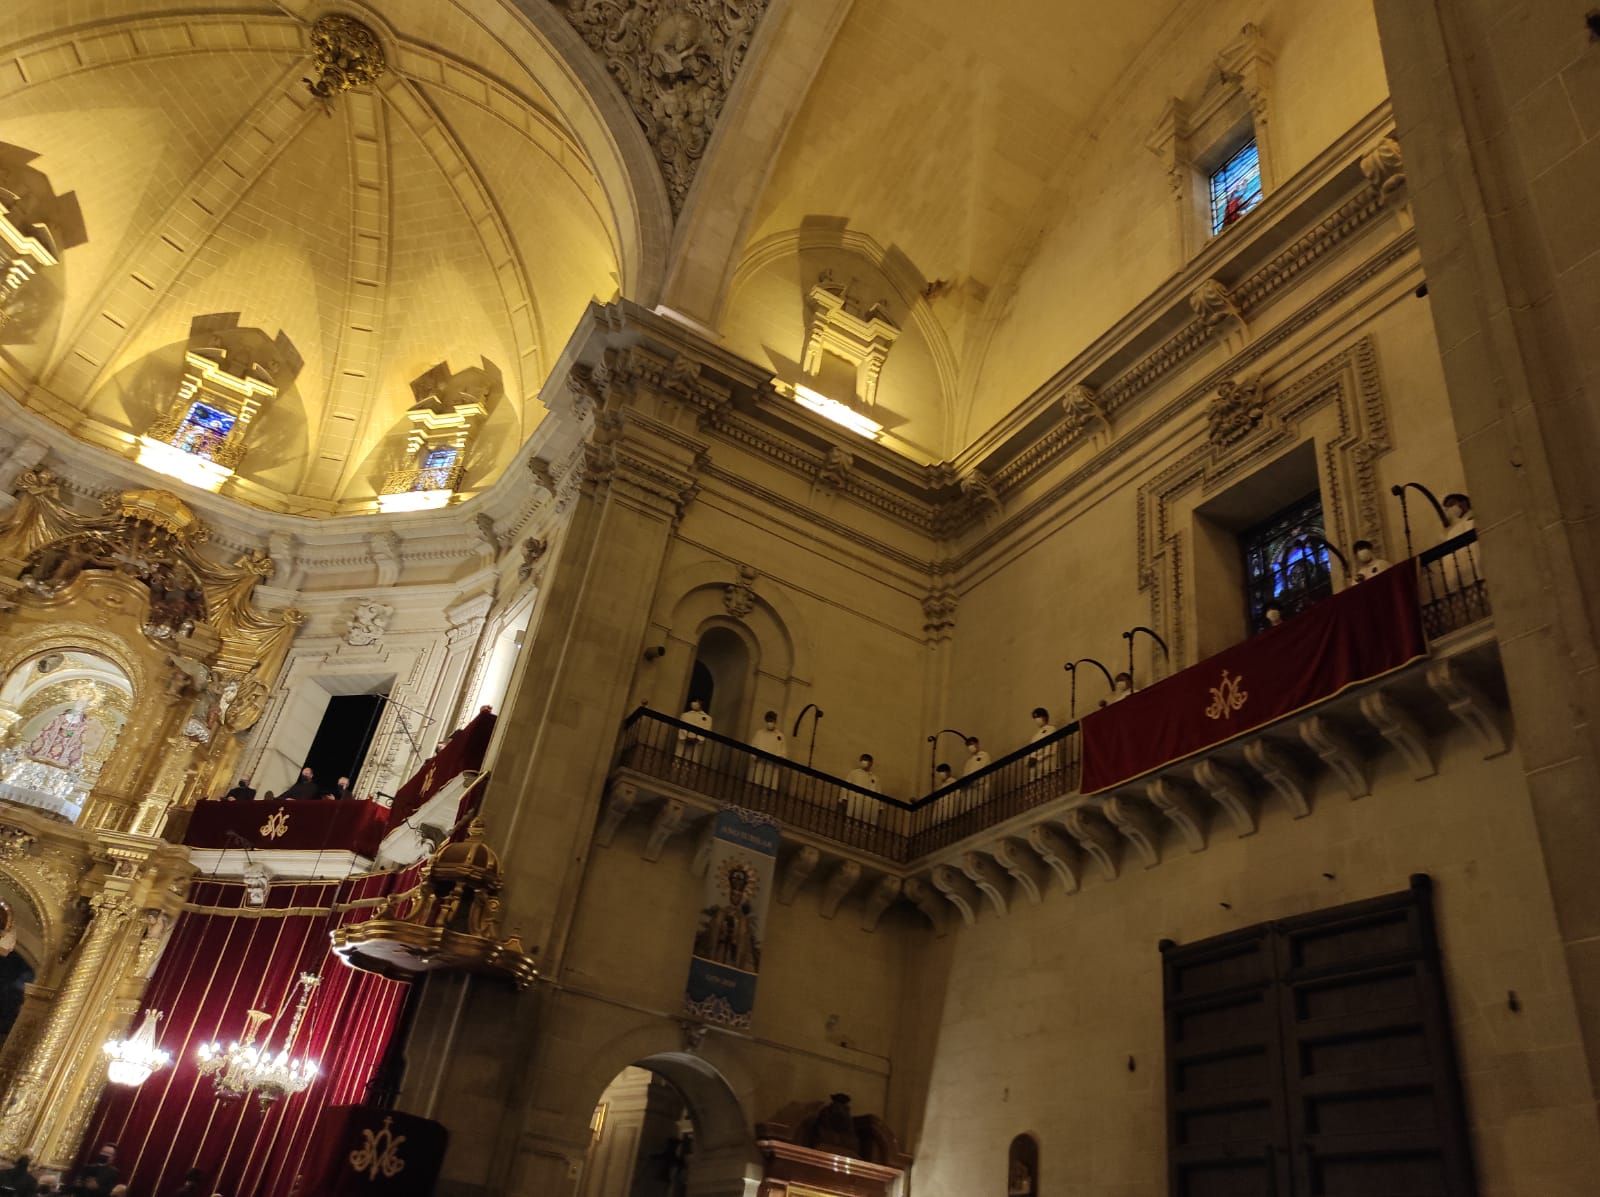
[
  {"x1": 749, "y1": 0, "x2": 1188, "y2": 298},
  {"x1": 370, "y1": 0, "x2": 573, "y2": 133},
  {"x1": 351, "y1": 113, "x2": 522, "y2": 500},
  {"x1": 86, "y1": 108, "x2": 354, "y2": 475},
  {"x1": 2, "y1": 52, "x2": 293, "y2": 355},
  {"x1": 423, "y1": 84, "x2": 621, "y2": 389},
  {"x1": 0, "y1": 0, "x2": 269, "y2": 49}
]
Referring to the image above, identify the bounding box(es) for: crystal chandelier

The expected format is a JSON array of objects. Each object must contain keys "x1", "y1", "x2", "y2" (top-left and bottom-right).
[
  {"x1": 103, "y1": 1009, "x2": 172, "y2": 1087},
  {"x1": 196, "y1": 972, "x2": 321, "y2": 1108}
]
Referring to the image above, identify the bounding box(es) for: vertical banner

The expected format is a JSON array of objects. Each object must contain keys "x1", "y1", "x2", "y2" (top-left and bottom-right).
[{"x1": 683, "y1": 807, "x2": 781, "y2": 1029}]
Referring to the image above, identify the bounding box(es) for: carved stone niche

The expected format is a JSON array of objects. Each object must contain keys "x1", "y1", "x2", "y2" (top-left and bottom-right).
[{"x1": 757, "y1": 1094, "x2": 911, "y2": 1197}]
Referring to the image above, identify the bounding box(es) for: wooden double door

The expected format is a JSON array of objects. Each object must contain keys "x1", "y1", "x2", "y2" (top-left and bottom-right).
[{"x1": 1162, "y1": 876, "x2": 1475, "y2": 1196}]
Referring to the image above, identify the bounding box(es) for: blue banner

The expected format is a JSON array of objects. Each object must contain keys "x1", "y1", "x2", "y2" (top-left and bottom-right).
[{"x1": 683, "y1": 807, "x2": 781, "y2": 1029}]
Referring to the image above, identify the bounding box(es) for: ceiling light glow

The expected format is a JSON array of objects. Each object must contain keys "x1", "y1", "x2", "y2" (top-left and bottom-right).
[{"x1": 791, "y1": 384, "x2": 882, "y2": 440}]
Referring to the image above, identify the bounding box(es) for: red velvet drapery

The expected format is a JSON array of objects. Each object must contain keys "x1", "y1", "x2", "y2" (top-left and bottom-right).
[
  {"x1": 1079, "y1": 562, "x2": 1426, "y2": 793},
  {"x1": 83, "y1": 875, "x2": 409, "y2": 1197}
]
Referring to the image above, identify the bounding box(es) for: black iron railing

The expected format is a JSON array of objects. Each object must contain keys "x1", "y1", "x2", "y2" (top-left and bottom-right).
[
  {"x1": 615, "y1": 549, "x2": 1491, "y2": 860},
  {"x1": 1418, "y1": 530, "x2": 1489, "y2": 637},
  {"x1": 615, "y1": 709, "x2": 1081, "y2": 863}
]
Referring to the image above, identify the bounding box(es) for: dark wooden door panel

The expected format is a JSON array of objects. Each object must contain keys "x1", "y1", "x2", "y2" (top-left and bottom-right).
[{"x1": 1164, "y1": 877, "x2": 1476, "y2": 1197}]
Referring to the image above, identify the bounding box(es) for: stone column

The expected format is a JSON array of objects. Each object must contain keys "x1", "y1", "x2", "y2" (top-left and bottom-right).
[
  {"x1": 1372, "y1": 0, "x2": 1600, "y2": 1111},
  {"x1": 416, "y1": 352, "x2": 707, "y2": 1195}
]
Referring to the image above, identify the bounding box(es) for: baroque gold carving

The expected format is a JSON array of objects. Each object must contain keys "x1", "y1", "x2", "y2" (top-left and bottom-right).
[
  {"x1": 332, "y1": 816, "x2": 537, "y2": 988},
  {"x1": 304, "y1": 14, "x2": 387, "y2": 103}
]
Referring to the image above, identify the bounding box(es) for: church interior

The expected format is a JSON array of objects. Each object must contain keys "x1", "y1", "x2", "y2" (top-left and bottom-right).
[{"x1": 0, "y1": 1, "x2": 1596, "y2": 1194}]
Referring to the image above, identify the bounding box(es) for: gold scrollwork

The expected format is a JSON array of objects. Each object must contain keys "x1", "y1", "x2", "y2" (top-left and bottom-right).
[
  {"x1": 259, "y1": 809, "x2": 290, "y2": 840},
  {"x1": 1204, "y1": 669, "x2": 1249, "y2": 721}
]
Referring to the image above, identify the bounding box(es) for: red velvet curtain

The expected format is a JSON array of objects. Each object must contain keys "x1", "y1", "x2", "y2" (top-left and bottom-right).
[{"x1": 84, "y1": 874, "x2": 409, "y2": 1197}]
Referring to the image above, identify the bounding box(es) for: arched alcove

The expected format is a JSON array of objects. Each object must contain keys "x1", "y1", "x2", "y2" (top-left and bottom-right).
[
  {"x1": 0, "y1": 647, "x2": 133, "y2": 823},
  {"x1": 690, "y1": 624, "x2": 756, "y2": 739},
  {"x1": 578, "y1": 1050, "x2": 760, "y2": 1197},
  {"x1": 1008, "y1": 1132, "x2": 1039, "y2": 1196}
]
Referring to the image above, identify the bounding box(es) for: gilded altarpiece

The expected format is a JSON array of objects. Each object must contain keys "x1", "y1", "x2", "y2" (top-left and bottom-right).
[{"x1": 0, "y1": 470, "x2": 303, "y2": 1166}]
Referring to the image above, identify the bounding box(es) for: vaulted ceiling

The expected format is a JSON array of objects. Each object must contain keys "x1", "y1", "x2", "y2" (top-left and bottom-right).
[{"x1": 0, "y1": 0, "x2": 1228, "y2": 509}]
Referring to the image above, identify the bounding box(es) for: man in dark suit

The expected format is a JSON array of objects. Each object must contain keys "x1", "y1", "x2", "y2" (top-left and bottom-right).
[
  {"x1": 281, "y1": 767, "x2": 319, "y2": 800},
  {"x1": 222, "y1": 776, "x2": 256, "y2": 801},
  {"x1": 327, "y1": 775, "x2": 354, "y2": 801}
]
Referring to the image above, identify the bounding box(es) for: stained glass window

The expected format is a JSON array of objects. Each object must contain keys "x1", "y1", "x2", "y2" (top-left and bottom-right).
[
  {"x1": 1239, "y1": 491, "x2": 1333, "y2": 631},
  {"x1": 414, "y1": 445, "x2": 459, "y2": 491},
  {"x1": 171, "y1": 401, "x2": 236, "y2": 460},
  {"x1": 1210, "y1": 139, "x2": 1263, "y2": 234}
]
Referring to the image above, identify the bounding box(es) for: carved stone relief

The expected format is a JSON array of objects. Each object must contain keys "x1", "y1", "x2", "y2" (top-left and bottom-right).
[{"x1": 555, "y1": 0, "x2": 774, "y2": 212}]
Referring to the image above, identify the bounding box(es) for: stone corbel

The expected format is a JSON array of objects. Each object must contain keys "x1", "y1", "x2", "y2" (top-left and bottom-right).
[
  {"x1": 1061, "y1": 383, "x2": 1111, "y2": 451},
  {"x1": 595, "y1": 781, "x2": 637, "y2": 847},
  {"x1": 1243, "y1": 739, "x2": 1310, "y2": 818},
  {"x1": 903, "y1": 877, "x2": 945, "y2": 935},
  {"x1": 815, "y1": 446, "x2": 853, "y2": 491},
  {"x1": 1190, "y1": 278, "x2": 1247, "y2": 351},
  {"x1": 1192, "y1": 758, "x2": 1257, "y2": 837},
  {"x1": 369, "y1": 531, "x2": 402, "y2": 586},
  {"x1": 959, "y1": 469, "x2": 1001, "y2": 517},
  {"x1": 959, "y1": 851, "x2": 1010, "y2": 917},
  {"x1": 1062, "y1": 807, "x2": 1120, "y2": 881},
  {"x1": 1026, "y1": 823, "x2": 1081, "y2": 894},
  {"x1": 643, "y1": 799, "x2": 686, "y2": 862},
  {"x1": 1359, "y1": 690, "x2": 1435, "y2": 779},
  {"x1": 1298, "y1": 716, "x2": 1369, "y2": 799},
  {"x1": 930, "y1": 863, "x2": 981, "y2": 928},
  {"x1": 818, "y1": 860, "x2": 861, "y2": 919},
  {"x1": 1145, "y1": 777, "x2": 1206, "y2": 852},
  {"x1": 1426, "y1": 660, "x2": 1507, "y2": 758},
  {"x1": 1100, "y1": 796, "x2": 1160, "y2": 868},
  {"x1": 860, "y1": 875, "x2": 902, "y2": 932},
  {"x1": 990, "y1": 838, "x2": 1047, "y2": 905},
  {"x1": 777, "y1": 845, "x2": 820, "y2": 905},
  {"x1": 1359, "y1": 136, "x2": 1406, "y2": 206}
]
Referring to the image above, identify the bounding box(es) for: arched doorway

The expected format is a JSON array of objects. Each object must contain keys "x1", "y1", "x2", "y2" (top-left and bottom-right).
[
  {"x1": 689, "y1": 625, "x2": 755, "y2": 741},
  {"x1": 0, "y1": 648, "x2": 133, "y2": 822},
  {"x1": 579, "y1": 1052, "x2": 759, "y2": 1197}
]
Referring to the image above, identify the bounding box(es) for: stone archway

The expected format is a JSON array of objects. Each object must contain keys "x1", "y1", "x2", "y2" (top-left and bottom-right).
[{"x1": 580, "y1": 1050, "x2": 762, "y2": 1197}]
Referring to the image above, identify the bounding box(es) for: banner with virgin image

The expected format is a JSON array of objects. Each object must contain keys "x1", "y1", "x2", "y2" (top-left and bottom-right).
[{"x1": 683, "y1": 807, "x2": 781, "y2": 1029}]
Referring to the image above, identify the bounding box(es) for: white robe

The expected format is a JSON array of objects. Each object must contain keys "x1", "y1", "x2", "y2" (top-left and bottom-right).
[
  {"x1": 843, "y1": 767, "x2": 881, "y2": 824},
  {"x1": 1026, "y1": 723, "x2": 1058, "y2": 778},
  {"x1": 676, "y1": 708, "x2": 712, "y2": 762},
  {"x1": 747, "y1": 726, "x2": 786, "y2": 789}
]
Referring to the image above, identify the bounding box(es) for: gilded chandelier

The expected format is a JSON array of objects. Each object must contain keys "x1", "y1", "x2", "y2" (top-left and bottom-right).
[{"x1": 195, "y1": 972, "x2": 321, "y2": 1108}]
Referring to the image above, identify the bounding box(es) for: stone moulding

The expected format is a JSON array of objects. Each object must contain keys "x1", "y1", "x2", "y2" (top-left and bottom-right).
[{"x1": 664, "y1": 117, "x2": 1410, "y2": 561}]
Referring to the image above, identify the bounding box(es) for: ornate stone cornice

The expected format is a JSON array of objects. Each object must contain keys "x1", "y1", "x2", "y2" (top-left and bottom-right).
[{"x1": 554, "y1": 0, "x2": 774, "y2": 213}]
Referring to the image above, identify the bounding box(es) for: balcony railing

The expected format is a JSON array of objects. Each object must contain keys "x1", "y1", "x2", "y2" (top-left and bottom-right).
[
  {"x1": 616, "y1": 709, "x2": 1080, "y2": 863},
  {"x1": 1418, "y1": 529, "x2": 1488, "y2": 638},
  {"x1": 613, "y1": 554, "x2": 1494, "y2": 864}
]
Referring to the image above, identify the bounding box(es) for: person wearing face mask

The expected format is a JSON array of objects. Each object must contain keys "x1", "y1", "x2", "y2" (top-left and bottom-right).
[
  {"x1": 1349, "y1": 539, "x2": 1390, "y2": 583},
  {"x1": 747, "y1": 709, "x2": 786, "y2": 790},
  {"x1": 842, "y1": 753, "x2": 881, "y2": 824},
  {"x1": 676, "y1": 697, "x2": 712, "y2": 764}
]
